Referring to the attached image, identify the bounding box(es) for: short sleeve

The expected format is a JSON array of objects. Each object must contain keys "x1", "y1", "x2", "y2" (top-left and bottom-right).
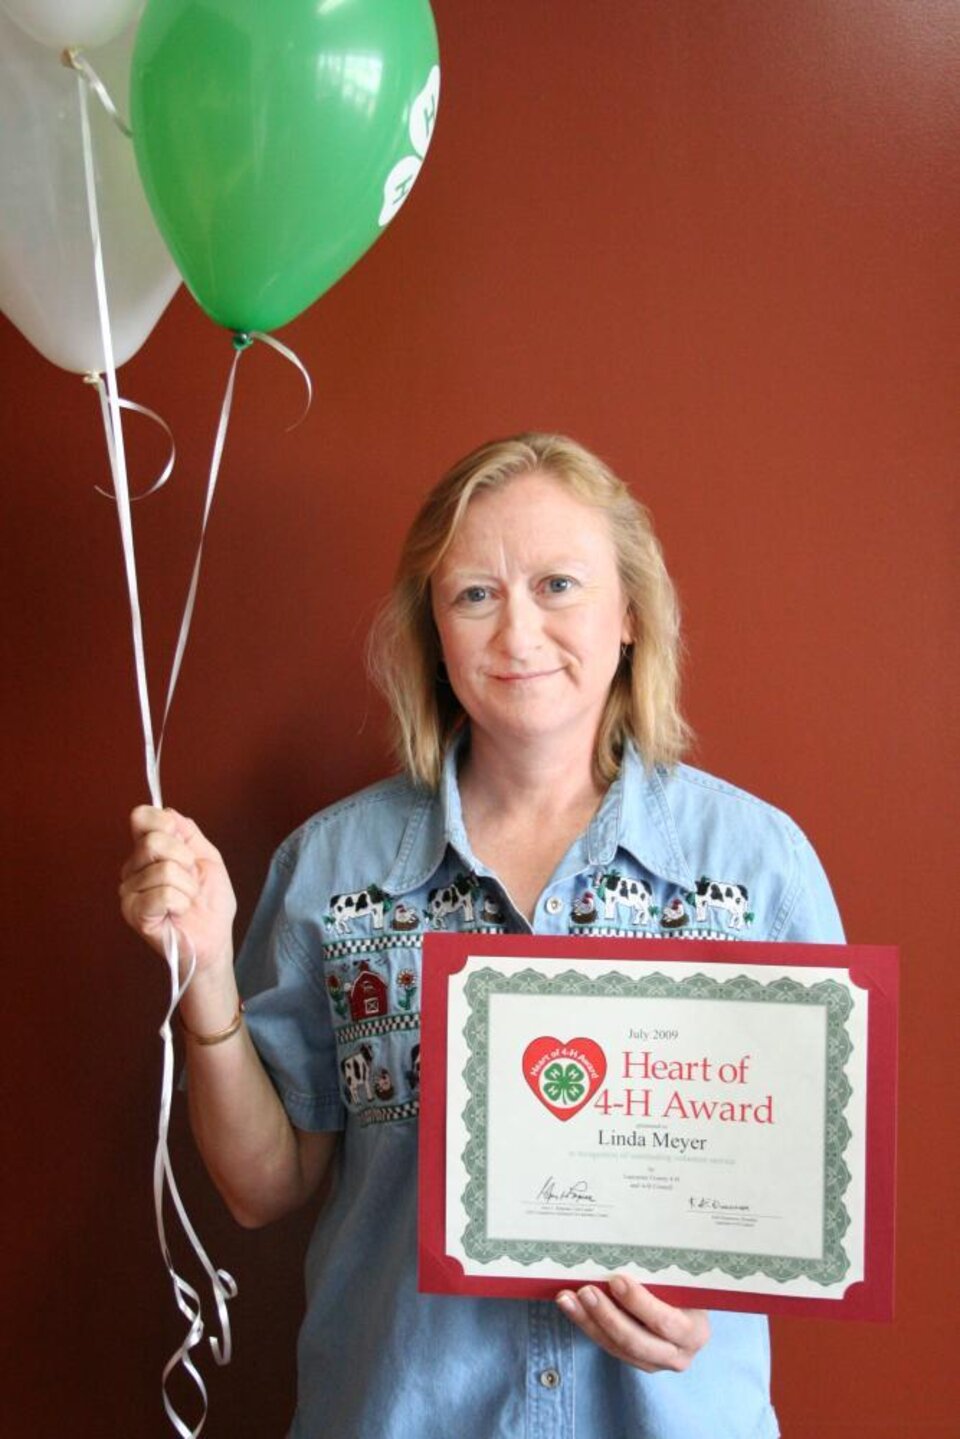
[
  {"x1": 235, "y1": 845, "x2": 346, "y2": 1134},
  {"x1": 774, "y1": 831, "x2": 846, "y2": 944}
]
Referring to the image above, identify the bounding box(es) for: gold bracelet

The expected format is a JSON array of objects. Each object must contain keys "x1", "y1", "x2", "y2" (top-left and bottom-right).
[{"x1": 180, "y1": 1000, "x2": 245, "y2": 1046}]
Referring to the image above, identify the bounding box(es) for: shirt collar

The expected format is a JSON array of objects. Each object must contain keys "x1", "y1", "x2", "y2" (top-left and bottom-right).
[
  {"x1": 382, "y1": 735, "x2": 470, "y2": 895},
  {"x1": 602, "y1": 744, "x2": 696, "y2": 889},
  {"x1": 383, "y1": 735, "x2": 695, "y2": 895}
]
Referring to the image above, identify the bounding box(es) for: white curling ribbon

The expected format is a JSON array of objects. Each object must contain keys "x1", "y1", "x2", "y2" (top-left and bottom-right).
[
  {"x1": 76, "y1": 61, "x2": 241, "y2": 1437},
  {"x1": 62, "y1": 46, "x2": 132, "y2": 135},
  {"x1": 155, "y1": 928, "x2": 237, "y2": 1438},
  {"x1": 249, "y1": 330, "x2": 314, "y2": 429},
  {"x1": 154, "y1": 330, "x2": 310, "y2": 780},
  {"x1": 88, "y1": 377, "x2": 177, "y2": 500},
  {"x1": 77, "y1": 61, "x2": 160, "y2": 801}
]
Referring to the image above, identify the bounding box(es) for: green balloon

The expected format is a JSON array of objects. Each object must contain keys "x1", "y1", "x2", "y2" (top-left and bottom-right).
[{"x1": 131, "y1": 0, "x2": 439, "y2": 333}]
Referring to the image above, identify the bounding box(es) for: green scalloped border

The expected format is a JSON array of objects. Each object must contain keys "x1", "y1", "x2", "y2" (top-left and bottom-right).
[{"x1": 460, "y1": 967, "x2": 853, "y2": 1286}]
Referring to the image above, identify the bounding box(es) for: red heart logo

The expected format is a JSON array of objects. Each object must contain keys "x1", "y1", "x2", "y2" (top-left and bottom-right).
[{"x1": 522, "y1": 1036, "x2": 607, "y2": 1121}]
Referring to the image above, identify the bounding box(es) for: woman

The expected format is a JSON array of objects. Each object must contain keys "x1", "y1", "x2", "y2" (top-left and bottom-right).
[{"x1": 121, "y1": 433, "x2": 843, "y2": 1438}]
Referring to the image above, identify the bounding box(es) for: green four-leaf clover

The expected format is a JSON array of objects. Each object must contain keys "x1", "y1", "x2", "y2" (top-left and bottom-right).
[{"x1": 542, "y1": 1061, "x2": 586, "y2": 1105}]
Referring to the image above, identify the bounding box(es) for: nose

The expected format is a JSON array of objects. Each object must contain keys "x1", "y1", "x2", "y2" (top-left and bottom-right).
[{"x1": 496, "y1": 589, "x2": 543, "y2": 660}]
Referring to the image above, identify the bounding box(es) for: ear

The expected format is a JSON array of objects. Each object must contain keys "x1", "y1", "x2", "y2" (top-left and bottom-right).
[{"x1": 620, "y1": 604, "x2": 636, "y2": 647}]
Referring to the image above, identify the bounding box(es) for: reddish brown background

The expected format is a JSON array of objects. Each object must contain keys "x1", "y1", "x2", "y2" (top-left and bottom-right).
[{"x1": 1, "y1": 2, "x2": 956, "y2": 1434}]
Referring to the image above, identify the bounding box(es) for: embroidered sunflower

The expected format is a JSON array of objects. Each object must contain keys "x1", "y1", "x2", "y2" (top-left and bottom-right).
[
  {"x1": 326, "y1": 972, "x2": 349, "y2": 1019},
  {"x1": 396, "y1": 969, "x2": 418, "y2": 1011}
]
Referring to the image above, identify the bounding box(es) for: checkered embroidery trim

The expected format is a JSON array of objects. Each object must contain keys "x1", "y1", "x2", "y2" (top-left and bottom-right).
[
  {"x1": 335, "y1": 1011, "x2": 421, "y2": 1046},
  {"x1": 359, "y1": 1099, "x2": 420, "y2": 1127},
  {"x1": 324, "y1": 923, "x2": 508, "y2": 962},
  {"x1": 324, "y1": 933, "x2": 423, "y2": 961}
]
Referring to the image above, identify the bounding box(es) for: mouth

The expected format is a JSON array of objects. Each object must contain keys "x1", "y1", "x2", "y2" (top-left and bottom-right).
[{"x1": 489, "y1": 668, "x2": 563, "y2": 684}]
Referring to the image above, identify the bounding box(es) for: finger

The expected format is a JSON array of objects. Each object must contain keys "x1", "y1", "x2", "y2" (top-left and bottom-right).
[
  {"x1": 120, "y1": 879, "x2": 199, "y2": 937},
  {"x1": 120, "y1": 861, "x2": 201, "y2": 921},
  {"x1": 121, "y1": 830, "x2": 199, "y2": 882},
  {"x1": 120, "y1": 889, "x2": 199, "y2": 938},
  {"x1": 555, "y1": 1285, "x2": 691, "y2": 1373},
  {"x1": 607, "y1": 1274, "x2": 710, "y2": 1352},
  {"x1": 157, "y1": 807, "x2": 225, "y2": 866},
  {"x1": 121, "y1": 853, "x2": 200, "y2": 896},
  {"x1": 130, "y1": 804, "x2": 176, "y2": 841}
]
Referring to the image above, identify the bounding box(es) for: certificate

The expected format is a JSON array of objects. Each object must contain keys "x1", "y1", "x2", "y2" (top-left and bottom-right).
[{"x1": 418, "y1": 936, "x2": 897, "y2": 1320}]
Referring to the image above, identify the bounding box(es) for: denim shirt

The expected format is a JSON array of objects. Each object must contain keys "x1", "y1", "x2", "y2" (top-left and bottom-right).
[{"x1": 237, "y1": 743, "x2": 843, "y2": 1439}]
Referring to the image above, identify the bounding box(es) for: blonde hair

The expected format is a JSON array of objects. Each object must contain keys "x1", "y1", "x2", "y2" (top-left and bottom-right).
[{"x1": 367, "y1": 433, "x2": 691, "y2": 789}]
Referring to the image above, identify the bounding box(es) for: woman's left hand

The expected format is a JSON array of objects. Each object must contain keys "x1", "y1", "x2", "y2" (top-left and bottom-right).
[{"x1": 556, "y1": 1274, "x2": 710, "y2": 1372}]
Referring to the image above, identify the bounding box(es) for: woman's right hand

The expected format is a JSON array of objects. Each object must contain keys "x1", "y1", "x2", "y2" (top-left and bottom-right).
[
  {"x1": 119, "y1": 805, "x2": 238, "y2": 979},
  {"x1": 120, "y1": 805, "x2": 335, "y2": 1225}
]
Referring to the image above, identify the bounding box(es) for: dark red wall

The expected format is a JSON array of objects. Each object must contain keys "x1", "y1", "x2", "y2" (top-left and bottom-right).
[{"x1": 2, "y1": 2, "x2": 956, "y2": 1433}]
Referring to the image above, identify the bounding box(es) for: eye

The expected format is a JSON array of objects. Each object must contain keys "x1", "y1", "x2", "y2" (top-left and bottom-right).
[
  {"x1": 457, "y1": 585, "x2": 492, "y2": 605},
  {"x1": 542, "y1": 575, "x2": 577, "y2": 596}
]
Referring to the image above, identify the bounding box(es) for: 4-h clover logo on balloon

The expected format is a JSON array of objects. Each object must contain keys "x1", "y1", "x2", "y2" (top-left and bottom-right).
[
  {"x1": 379, "y1": 65, "x2": 441, "y2": 226},
  {"x1": 522, "y1": 1037, "x2": 607, "y2": 1121}
]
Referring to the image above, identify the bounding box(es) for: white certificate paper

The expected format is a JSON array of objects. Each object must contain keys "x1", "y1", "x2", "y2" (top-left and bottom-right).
[{"x1": 419, "y1": 937, "x2": 897, "y2": 1319}]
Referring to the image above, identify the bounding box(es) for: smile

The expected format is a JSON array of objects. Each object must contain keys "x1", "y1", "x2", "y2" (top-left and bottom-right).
[{"x1": 489, "y1": 669, "x2": 563, "y2": 684}]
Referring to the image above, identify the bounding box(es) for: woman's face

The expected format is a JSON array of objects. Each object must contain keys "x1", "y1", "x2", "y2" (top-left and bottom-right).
[{"x1": 430, "y1": 472, "x2": 632, "y2": 759}]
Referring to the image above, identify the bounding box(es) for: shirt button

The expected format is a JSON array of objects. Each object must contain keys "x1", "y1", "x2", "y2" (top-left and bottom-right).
[
  {"x1": 545, "y1": 896, "x2": 563, "y2": 915},
  {"x1": 539, "y1": 1368, "x2": 562, "y2": 1389}
]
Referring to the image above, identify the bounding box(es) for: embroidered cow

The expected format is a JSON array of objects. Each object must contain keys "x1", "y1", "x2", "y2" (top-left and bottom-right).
[
  {"x1": 341, "y1": 1044, "x2": 374, "y2": 1105},
  {"x1": 327, "y1": 884, "x2": 391, "y2": 935},
  {"x1": 690, "y1": 877, "x2": 749, "y2": 930},
  {"x1": 594, "y1": 869, "x2": 654, "y2": 926},
  {"x1": 427, "y1": 873, "x2": 481, "y2": 928}
]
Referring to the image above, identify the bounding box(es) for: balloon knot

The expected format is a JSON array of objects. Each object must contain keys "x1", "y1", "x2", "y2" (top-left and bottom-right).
[
  {"x1": 61, "y1": 47, "x2": 81, "y2": 71},
  {"x1": 232, "y1": 332, "x2": 254, "y2": 351}
]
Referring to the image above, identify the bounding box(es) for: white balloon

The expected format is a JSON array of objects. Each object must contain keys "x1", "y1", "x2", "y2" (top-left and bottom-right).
[
  {"x1": 0, "y1": 11, "x2": 179, "y2": 373},
  {"x1": 0, "y1": 0, "x2": 142, "y2": 50}
]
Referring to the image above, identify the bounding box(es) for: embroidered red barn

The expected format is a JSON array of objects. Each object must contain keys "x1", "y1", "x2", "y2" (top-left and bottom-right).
[{"x1": 349, "y1": 964, "x2": 388, "y2": 1020}]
